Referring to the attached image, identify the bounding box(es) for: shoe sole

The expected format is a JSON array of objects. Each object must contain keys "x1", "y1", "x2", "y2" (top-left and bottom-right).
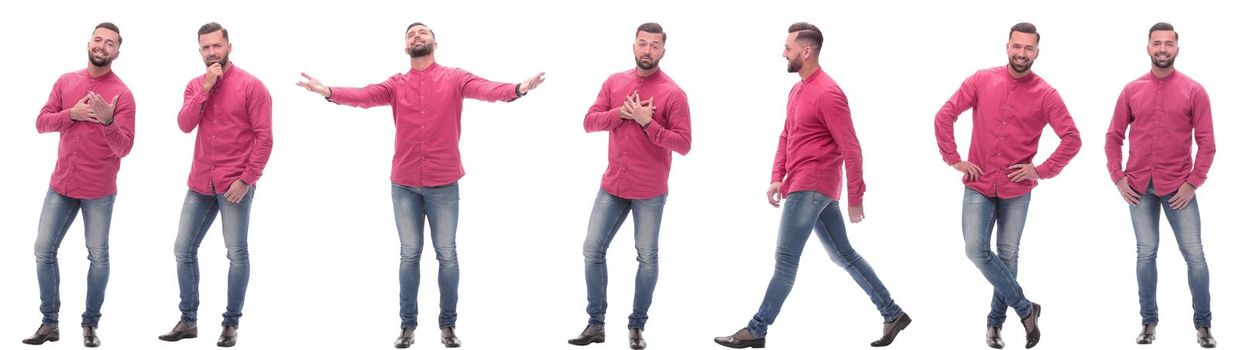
[
  {"x1": 22, "y1": 337, "x2": 59, "y2": 345},
  {"x1": 714, "y1": 339, "x2": 765, "y2": 349},
  {"x1": 568, "y1": 337, "x2": 605, "y2": 346}
]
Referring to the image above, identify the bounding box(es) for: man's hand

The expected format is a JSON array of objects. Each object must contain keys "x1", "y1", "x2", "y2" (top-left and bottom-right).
[
  {"x1": 1007, "y1": 163, "x2": 1039, "y2": 183},
  {"x1": 296, "y1": 72, "x2": 332, "y2": 97},
  {"x1": 204, "y1": 63, "x2": 224, "y2": 91},
  {"x1": 952, "y1": 161, "x2": 983, "y2": 181},
  {"x1": 224, "y1": 179, "x2": 249, "y2": 204},
  {"x1": 767, "y1": 182, "x2": 782, "y2": 208}
]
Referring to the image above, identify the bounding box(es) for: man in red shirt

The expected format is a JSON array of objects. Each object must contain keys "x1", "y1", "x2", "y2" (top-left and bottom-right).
[
  {"x1": 1105, "y1": 22, "x2": 1216, "y2": 348},
  {"x1": 296, "y1": 22, "x2": 545, "y2": 349},
  {"x1": 567, "y1": 23, "x2": 691, "y2": 350},
  {"x1": 25, "y1": 22, "x2": 135, "y2": 349},
  {"x1": 934, "y1": 23, "x2": 1079, "y2": 349},
  {"x1": 714, "y1": 22, "x2": 910, "y2": 349},
  {"x1": 158, "y1": 22, "x2": 273, "y2": 348}
]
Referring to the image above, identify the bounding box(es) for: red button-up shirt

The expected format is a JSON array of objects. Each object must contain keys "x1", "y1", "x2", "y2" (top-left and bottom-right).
[
  {"x1": 177, "y1": 65, "x2": 274, "y2": 195},
  {"x1": 935, "y1": 66, "x2": 1081, "y2": 199},
  {"x1": 1105, "y1": 70, "x2": 1215, "y2": 196},
  {"x1": 584, "y1": 69, "x2": 692, "y2": 199},
  {"x1": 328, "y1": 63, "x2": 521, "y2": 187},
  {"x1": 771, "y1": 69, "x2": 865, "y2": 205},
  {"x1": 36, "y1": 69, "x2": 136, "y2": 199}
]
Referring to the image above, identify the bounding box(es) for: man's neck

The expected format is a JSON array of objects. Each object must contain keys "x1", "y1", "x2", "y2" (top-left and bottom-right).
[
  {"x1": 1152, "y1": 65, "x2": 1175, "y2": 79},
  {"x1": 411, "y1": 55, "x2": 435, "y2": 71},
  {"x1": 86, "y1": 65, "x2": 110, "y2": 78}
]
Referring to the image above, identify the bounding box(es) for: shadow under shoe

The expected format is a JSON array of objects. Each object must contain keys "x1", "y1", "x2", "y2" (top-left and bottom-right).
[{"x1": 713, "y1": 328, "x2": 765, "y2": 349}]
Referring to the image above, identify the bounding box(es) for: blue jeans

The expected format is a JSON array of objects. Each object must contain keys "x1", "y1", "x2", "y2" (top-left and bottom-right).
[
  {"x1": 392, "y1": 182, "x2": 460, "y2": 329},
  {"x1": 582, "y1": 189, "x2": 666, "y2": 330},
  {"x1": 747, "y1": 191, "x2": 903, "y2": 337},
  {"x1": 1130, "y1": 183, "x2": 1211, "y2": 327},
  {"x1": 34, "y1": 188, "x2": 114, "y2": 327},
  {"x1": 962, "y1": 187, "x2": 1034, "y2": 327},
  {"x1": 173, "y1": 187, "x2": 254, "y2": 328}
]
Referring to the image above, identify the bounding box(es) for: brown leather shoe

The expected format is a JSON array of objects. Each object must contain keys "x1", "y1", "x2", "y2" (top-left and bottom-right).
[
  {"x1": 568, "y1": 325, "x2": 605, "y2": 346},
  {"x1": 217, "y1": 325, "x2": 237, "y2": 347},
  {"x1": 441, "y1": 326, "x2": 461, "y2": 348},
  {"x1": 83, "y1": 326, "x2": 101, "y2": 347},
  {"x1": 158, "y1": 321, "x2": 198, "y2": 342},
  {"x1": 1021, "y1": 303, "x2": 1042, "y2": 349},
  {"x1": 1136, "y1": 324, "x2": 1155, "y2": 344},
  {"x1": 1198, "y1": 326, "x2": 1217, "y2": 348},
  {"x1": 870, "y1": 312, "x2": 912, "y2": 347},
  {"x1": 713, "y1": 328, "x2": 765, "y2": 349},
  {"x1": 394, "y1": 327, "x2": 414, "y2": 349},
  {"x1": 629, "y1": 328, "x2": 646, "y2": 349},
  {"x1": 21, "y1": 324, "x2": 59, "y2": 345},
  {"x1": 987, "y1": 325, "x2": 1005, "y2": 349}
]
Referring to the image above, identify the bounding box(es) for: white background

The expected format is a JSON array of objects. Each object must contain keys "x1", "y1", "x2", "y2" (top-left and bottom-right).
[{"x1": 0, "y1": 0, "x2": 1233, "y2": 349}]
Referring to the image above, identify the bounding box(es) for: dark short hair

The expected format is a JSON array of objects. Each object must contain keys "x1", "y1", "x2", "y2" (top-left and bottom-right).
[
  {"x1": 198, "y1": 22, "x2": 229, "y2": 41},
  {"x1": 406, "y1": 22, "x2": 435, "y2": 38},
  {"x1": 1009, "y1": 22, "x2": 1040, "y2": 44},
  {"x1": 788, "y1": 22, "x2": 823, "y2": 53},
  {"x1": 636, "y1": 22, "x2": 666, "y2": 43},
  {"x1": 94, "y1": 22, "x2": 122, "y2": 46},
  {"x1": 1148, "y1": 22, "x2": 1178, "y2": 40}
]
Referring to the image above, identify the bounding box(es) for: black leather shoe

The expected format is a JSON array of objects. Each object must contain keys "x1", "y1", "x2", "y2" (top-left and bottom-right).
[
  {"x1": 1136, "y1": 324, "x2": 1155, "y2": 345},
  {"x1": 441, "y1": 326, "x2": 461, "y2": 348},
  {"x1": 158, "y1": 321, "x2": 198, "y2": 342},
  {"x1": 21, "y1": 324, "x2": 59, "y2": 345},
  {"x1": 395, "y1": 327, "x2": 414, "y2": 349},
  {"x1": 83, "y1": 326, "x2": 101, "y2": 348},
  {"x1": 629, "y1": 328, "x2": 646, "y2": 350},
  {"x1": 216, "y1": 325, "x2": 237, "y2": 347},
  {"x1": 568, "y1": 325, "x2": 605, "y2": 346},
  {"x1": 1021, "y1": 303, "x2": 1042, "y2": 349},
  {"x1": 1198, "y1": 326, "x2": 1217, "y2": 348},
  {"x1": 714, "y1": 328, "x2": 765, "y2": 349},
  {"x1": 986, "y1": 325, "x2": 1005, "y2": 349},
  {"x1": 871, "y1": 312, "x2": 912, "y2": 347}
]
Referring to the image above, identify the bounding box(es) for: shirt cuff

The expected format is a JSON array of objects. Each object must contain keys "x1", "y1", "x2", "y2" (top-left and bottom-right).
[
  {"x1": 1186, "y1": 173, "x2": 1206, "y2": 189},
  {"x1": 944, "y1": 154, "x2": 962, "y2": 166}
]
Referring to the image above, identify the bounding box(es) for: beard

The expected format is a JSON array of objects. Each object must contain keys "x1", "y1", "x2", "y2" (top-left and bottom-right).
[
  {"x1": 1008, "y1": 55, "x2": 1034, "y2": 74},
  {"x1": 1151, "y1": 53, "x2": 1176, "y2": 69},
  {"x1": 635, "y1": 55, "x2": 659, "y2": 70},
  {"x1": 88, "y1": 49, "x2": 112, "y2": 67},
  {"x1": 786, "y1": 56, "x2": 803, "y2": 73},
  {"x1": 204, "y1": 53, "x2": 230, "y2": 68},
  {"x1": 408, "y1": 43, "x2": 433, "y2": 58}
]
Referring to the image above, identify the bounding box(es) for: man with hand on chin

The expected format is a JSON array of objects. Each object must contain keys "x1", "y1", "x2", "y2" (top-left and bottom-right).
[{"x1": 159, "y1": 22, "x2": 273, "y2": 349}]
